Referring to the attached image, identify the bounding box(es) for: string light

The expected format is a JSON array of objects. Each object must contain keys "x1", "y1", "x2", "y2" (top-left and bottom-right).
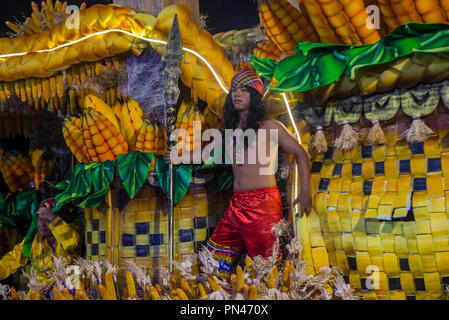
[
  {"x1": 282, "y1": 92, "x2": 302, "y2": 237},
  {"x1": 0, "y1": 28, "x2": 229, "y2": 94}
]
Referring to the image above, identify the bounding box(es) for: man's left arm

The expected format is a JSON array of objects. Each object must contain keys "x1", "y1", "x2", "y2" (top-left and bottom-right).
[
  {"x1": 48, "y1": 216, "x2": 80, "y2": 253},
  {"x1": 268, "y1": 119, "x2": 312, "y2": 216}
]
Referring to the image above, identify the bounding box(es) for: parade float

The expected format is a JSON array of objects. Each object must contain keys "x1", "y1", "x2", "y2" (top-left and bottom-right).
[{"x1": 0, "y1": 0, "x2": 448, "y2": 300}]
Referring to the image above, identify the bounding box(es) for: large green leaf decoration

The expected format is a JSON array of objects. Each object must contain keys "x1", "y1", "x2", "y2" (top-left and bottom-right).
[
  {"x1": 78, "y1": 160, "x2": 115, "y2": 208},
  {"x1": 155, "y1": 156, "x2": 193, "y2": 205},
  {"x1": 23, "y1": 215, "x2": 38, "y2": 258},
  {"x1": 53, "y1": 161, "x2": 115, "y2": 212},
  {"x1": 55, "y1": 180, "x2": 70, "y2": 191},
  {"x1": 14, "y1": 190, "x2": 41, "y2": 222},
  {"x1": 53, "y1": 163, "x2": 91, "y2": 212},
  {"x1": 118, "y1": 151, "x2": 154, "y2": 199},
  {"x1": 250, "y1": 23, "x2": 449, "y2": 93}
]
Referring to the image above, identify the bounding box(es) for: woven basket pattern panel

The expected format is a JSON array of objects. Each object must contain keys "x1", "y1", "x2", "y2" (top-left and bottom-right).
[{"x1": 305, "y1": 108, "x2": 449, "y2": 300}]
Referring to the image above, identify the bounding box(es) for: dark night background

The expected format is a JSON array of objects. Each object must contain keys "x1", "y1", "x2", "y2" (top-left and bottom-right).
[
  {"x1": 0, "y1": 0, "x2": 260, "y2": 194},
  {"x1": 0, "y1": 0, "x2": 260, "y2": 36}
]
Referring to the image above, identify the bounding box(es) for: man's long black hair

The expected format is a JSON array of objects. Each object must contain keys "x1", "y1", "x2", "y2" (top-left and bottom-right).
[{"x1": 221, "y1": 86, "x2": 267, "y2": 148}]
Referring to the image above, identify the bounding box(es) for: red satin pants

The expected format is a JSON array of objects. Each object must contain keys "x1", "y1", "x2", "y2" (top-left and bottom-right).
[{"x1": 207, "y1": 186, "x2": 283, "y2": 274}]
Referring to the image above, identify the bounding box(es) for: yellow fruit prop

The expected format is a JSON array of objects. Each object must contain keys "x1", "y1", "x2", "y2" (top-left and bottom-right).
[
  {"x1": 84, "y1": 94, "x2": 121, "y2": 132},
  {"x1": 378, "y1": 0, "x2": 448, "y2": 32},
  {"x1": 257, "y1": 0, "x2": 385, "y2": 48},
  {"x1": 62, "y1": 94, "x2": 176, "y2": 162},
  {"x1": 33, "y1": 155, "x2": 56, "y2": 190},
  {"x1": 82, "y1": 108, "x2": 128, "y2": 162},
  {"x1": 0, "y1": 2, "x2": 149, "y2": 81},
  {"x1": 30, "y1": 148, "x2": 55, "y2": 190},
  {"x1": 134, "y1": 119, "x2": 167, "y2": 155},
  {"x1": 0, "y1": 150, "x2": 34, "y2": 193},
  {"x1": 253, "y1": 38, "x2": 283, "y2": 60},
  {"x1": 175, "y1": 101, "x2": 205, "y2": 153},
  {"x1": 62, "y1": 116, "x2": 90, "y2": 163},
  {"x1": 259, "y1": 0, "x2": 319, "y2": 55},
  {"x1": 0, "y1": 2, "x2": 234, "y2": 136}
]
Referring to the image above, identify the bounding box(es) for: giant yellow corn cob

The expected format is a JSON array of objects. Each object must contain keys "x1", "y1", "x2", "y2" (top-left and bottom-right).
[
  {"x1": 248, "y1": 286, "x2": 258, "y2": 300},
  {"x1": 134, "y1": 119, "x2": 167, "y2": 155},
  {"x1": 0, "y1": 151, "x2": 34, "y2": 192},
  {"x1": 98, "y1": 284, "x2": 109, "y2": 300},
  {"x1": 0, "y1": 3, "x2": 150, "y2": 82},
  {"x1": 30, "y1": 148, "x2": 44, "y2": 170},
  {"x1": 124, "y1": 96, "x2": 145, "y2": 138},
  {"x1": 337, "y1": 0, "x2": 382, "y2": 44},
  {"x1": 0, "y1": 3, "x2": 234, "y2": 124},
  {"x1": 267, "y1": 265, "x2": 278, "y2": 289},
  {"x1": 180, "y1": 279, "x2": 194, "y2": 299},
  {"x1": 236, "y1": 266, "x2": 244, "y2": 293},
  {"x1": 207, "y1": 275, "x2": 221, "y2": 292},
  {"x1": 62, "y1": 117, "x2": 90, "y2": 163},
  {"x1": 126, "y1": 271, "x2": 137, "y2": 300},
  {"x1": 118, "y1": 97, "x2": 138, "y2": 151},
  {"x1": 253, "y1": 39, "x2": 283, "y2": 60},
  {"x1": 259, "y1": 0, "x2": 318, "y2": 55},
  {"x1": 81, "y1": 111, "x2": 100, "y2": 162},
  {"x1": 173, "y1": 288, "x2": 189, "y2": 300},
  {"x1": 198, "y1": 283, "x2": 208, "y2": 300},
  {"x1": 105, "y1": 273, "x2": 117, "y2": 300},
  {"x1": 175, "y1": 101, "x2": 204, "y2": 153},
  {"x1": 75, "y1": 283, "x2": 90, "y2": 300},
  {"x1": 84, "y1": 108, "x2": 128, "y2": 162},
  {"x1": 33, "y1": 153, "x2": 55, "y2": 189},
  {"x1": 84, "y1": 94, "x2": 121, "y2": 132}
]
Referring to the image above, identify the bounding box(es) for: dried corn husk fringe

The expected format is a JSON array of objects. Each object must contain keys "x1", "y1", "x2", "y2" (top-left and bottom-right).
[
  {"x1": 405, "y1": 114, "x2": 433, "y2": 143},
  {"x1": 310, "y1": 126, "x2": 328, "y2": 154},
  {"x1": 334, "y1": 121, "x2": 359, "y2": 151},
  {"x1": 0, "y1": 220, "x2": 360, "y2": 300},
  {"x1": 366, "y1": 118, "x2": 385, "y2": 146}
]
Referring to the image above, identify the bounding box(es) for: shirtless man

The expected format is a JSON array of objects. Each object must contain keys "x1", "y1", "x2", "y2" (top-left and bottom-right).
[{"x1": 165, "y1": 67, "x2": 311, "y2": 276}]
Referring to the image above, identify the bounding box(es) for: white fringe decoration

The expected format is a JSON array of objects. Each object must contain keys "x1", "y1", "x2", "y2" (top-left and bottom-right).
[
  {"x1": 310, "y1": 126, "x2": 328, "y2": 154},
  {"x1": 405, "y1": 113, "x2": 434, "y2": 143},
  {"x1": 334, "y1": 121, "x2": 360, "y2": 151},
  {"x1": 366, "y1": 118, "x2": 385, "y2": 146}
]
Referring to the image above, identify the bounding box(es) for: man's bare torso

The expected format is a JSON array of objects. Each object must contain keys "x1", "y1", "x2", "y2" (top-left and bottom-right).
[{"x1": 226, "y1": 120, "x2": 278, "y2": 191}]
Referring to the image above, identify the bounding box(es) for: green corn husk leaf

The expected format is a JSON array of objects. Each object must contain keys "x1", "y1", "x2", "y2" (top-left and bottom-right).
[
  {"x1": 53, "y1": 161, "x2": 115, "y2": 212},
  {"x1": 78, "y1": 160, "x2": 115, "y2": 208},
  {"x1": 117, "y1": 151, "x2": 154, "y2": 199},
  {"x1": 155, "y1": 155, "x2": 192, "y2": 205}
]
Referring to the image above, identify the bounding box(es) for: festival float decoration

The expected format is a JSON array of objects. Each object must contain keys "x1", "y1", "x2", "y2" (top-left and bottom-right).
[
  {"x1": 252, "y1": 20, "x2": 449, "y2": 300},
  {"x1": 0, "y1": 220, "x2": 360, "y2": 300},
  {"x1": 2, "y1": 0, "x2": 449, "y2": 301}
]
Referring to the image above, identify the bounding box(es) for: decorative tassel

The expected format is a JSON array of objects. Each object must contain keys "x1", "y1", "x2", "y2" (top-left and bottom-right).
[
  {"x1": 334, "y1": 120, "x2": 359, "y2": 151},
  {"x1": 405, "y1": 113, "x2": 433, "y2": 143},
  {"x1": 366, "y1": 118, "x2": 385, "y2": 146},
  {"x1": 310, "y1": 126, "x2": 328, "y2": 154}
]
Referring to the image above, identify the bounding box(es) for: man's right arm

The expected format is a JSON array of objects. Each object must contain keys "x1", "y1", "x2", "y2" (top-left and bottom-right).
[{"x1": 0, "y1": 239, "x2": 28, "y2": 281}]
